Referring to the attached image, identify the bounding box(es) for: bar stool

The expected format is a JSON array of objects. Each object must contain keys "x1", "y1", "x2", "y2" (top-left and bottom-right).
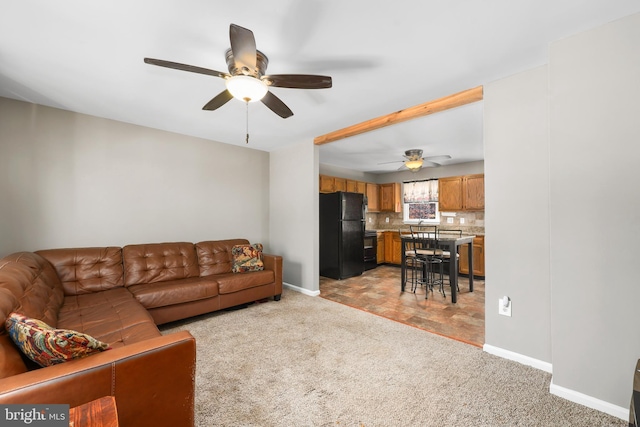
[
  {"x1": 410, "y1": 226, "x2": 445, "y2": 298},
  {"x1": 400, "y1": 230, "x2": 426, "y2": 293}
]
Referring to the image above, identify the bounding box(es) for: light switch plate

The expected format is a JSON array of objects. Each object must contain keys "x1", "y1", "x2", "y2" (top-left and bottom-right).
[
  {"x1": 460, "y1": 218, "x2": 465, "y2": 224},
  {"x1": 447, "y1": 217, "x2": 454, "y2": 224}
]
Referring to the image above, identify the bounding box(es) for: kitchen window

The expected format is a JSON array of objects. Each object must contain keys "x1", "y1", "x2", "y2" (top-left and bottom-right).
[{"x1": 402, "y1": 179, "x2": 440, "y2": 224}]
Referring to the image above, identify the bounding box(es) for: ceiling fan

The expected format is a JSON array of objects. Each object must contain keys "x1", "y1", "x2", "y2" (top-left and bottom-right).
[
  {"x1": 379, "y1": 149, "x2": 451, "y2": 172},
  {"x1": 144, "y1": 23, "x2": 332, "y2": 119}
]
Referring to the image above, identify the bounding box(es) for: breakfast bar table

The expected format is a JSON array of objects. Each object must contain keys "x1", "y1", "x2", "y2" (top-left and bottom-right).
[{"x1": 400, "y1": 234, "x2": 475, "y2": 303}]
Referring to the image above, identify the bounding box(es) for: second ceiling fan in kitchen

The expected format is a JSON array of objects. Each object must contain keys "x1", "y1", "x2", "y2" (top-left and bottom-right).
[{"x1": 379, "y1": 149, "x2": 451, "y2": 172}]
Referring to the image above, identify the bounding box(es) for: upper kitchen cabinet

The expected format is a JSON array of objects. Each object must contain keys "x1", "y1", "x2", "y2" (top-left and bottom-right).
[
  {"x1": 463, "y1": 174, "x2": 484, "y2": 210},
  {"x1": 366, "y1": 183, "x2": 380, "y2": 212},
  {"x1": 320, "y1": 174, "x2": 366, "y2": 195},
  {"x1": 439, "y1": 174, "x2": 484, "y2": 211},
  {"x1": 346, "y1": 179, "x2": 366, "y2": 194},
  {"x1": 380, "y1": 183, "x2": 402, "y2": 212},
  {"x1": 319, "y1": 174, "x2": 347, "y2": 193},
  {"x1": 319, "y1": 175, "x2": 335, "y2": 193}
]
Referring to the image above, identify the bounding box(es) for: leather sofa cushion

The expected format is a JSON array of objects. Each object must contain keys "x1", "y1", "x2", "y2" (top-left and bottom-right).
[
  {"x1": 0, "y1": 334, "x2": 31, "y2": 377},
  {"x1": 196, "y1": 239, "x2": 249, "y2": 276},
  {"x1": 58, "y1": 288, "x2": 160, "y2": 348},
  {"x1": 123, "y1": 242, "x2": 199, "y2": 286},
  {"x1": 0, "y1": 252, "x2": 66, "y2": 378},
  {"x1": 215, "y1": 270, "x2": 275, "y2": 294},
  {"x1": 0, "y1": 252, "x2": 64, "y2": 329},
  {"x1": 36, "y1": 247, "x2": 124, "y2": 296},
  {"x1": 128, "y1": 277, "x2": 219, "y2": 310}
]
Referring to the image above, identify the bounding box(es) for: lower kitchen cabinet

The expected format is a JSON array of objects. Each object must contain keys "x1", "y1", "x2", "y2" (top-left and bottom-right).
[
  {"x1": 459, "y1": 235, "x2": 485, "y2": 278},
  {"x1": 376, "y1": 232, "x2": 385, "y2": 263},
  {"x1": 382, "y1": 231, "x2": 402, "y2": 265}
]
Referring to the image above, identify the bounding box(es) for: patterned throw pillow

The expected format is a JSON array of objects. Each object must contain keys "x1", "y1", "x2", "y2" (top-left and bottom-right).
[
  {"x1": 5, "y1": 312, "x2": 110, "y2": 367},
  {"x1": 231, "y1": 243, "x2": 264, "y2": 273}
]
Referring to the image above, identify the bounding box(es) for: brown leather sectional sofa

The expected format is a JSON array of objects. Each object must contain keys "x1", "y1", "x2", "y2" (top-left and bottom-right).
[{"x1": 0, "y1": 239, "x2": 283, "y2": 427}]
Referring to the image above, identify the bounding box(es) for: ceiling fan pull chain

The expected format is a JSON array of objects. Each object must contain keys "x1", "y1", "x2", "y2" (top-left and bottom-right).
[{"x1": 245, "y1": 100, "x2": 249, "y2": 144}]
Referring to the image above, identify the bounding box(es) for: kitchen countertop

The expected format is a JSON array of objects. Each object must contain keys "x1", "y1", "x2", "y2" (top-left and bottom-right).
[{"x1": 368, "y1": 227, "x2": 484, "y2": 236}]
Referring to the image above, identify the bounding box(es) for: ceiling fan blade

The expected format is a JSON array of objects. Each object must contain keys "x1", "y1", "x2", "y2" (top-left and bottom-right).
[
  {"x1": 202, "y1": 90, "x2": 234, "y2": 111},
  {"x1": 261, "y1": 91, "x2": 293, "y2": 118},
  {"x1": 263, "y1": 74, "x2": 332, "y2": 89},
  {"x1": 422, "y1": 161, "x2": 442, "y2": 167},
  {"x1": 144, "y1": 58, "x2": 228, "y2": 79},
  {"x1": 424, "y1": 155, "x2": 452, "y2": 162},
  {"x1": 377, "y1": 160, "x2": 404, "y2": 165},
  {"x1": 229, "y1": 24, "x2": 257, "y2": 72},
  {"x1": 397, "y1": 164, "x2": 409, "y2": 171}
]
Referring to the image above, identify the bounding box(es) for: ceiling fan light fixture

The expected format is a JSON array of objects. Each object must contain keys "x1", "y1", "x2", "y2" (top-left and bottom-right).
[
  {"x1": 225, "y1": 75, "x2": 268, "y2": 102},
  {"x1": 405, "y1": 159, "x2": 423, "y2": 172}
]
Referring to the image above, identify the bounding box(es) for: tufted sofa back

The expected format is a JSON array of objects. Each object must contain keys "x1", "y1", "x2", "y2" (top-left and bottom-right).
[
  {"x1": 0, "y1": 252, "x2": 66, "y2": 377},
  {"x1": 0, "y1": 252, "x2": 65, "y2": 328},
  {"x1": 123, "y1": 242, "x2": 199, "y2": 286},
  {"x1": 36, "y1": 247, "x2": 124, "y2": 296},
  {"x1": 196, "y1": 239, "x2": 249, "y2": 276}
]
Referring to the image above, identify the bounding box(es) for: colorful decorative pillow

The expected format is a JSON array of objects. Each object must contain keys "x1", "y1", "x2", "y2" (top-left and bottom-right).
[
  {"x1": 5, "y1": 312, "x2": 110, "y2": 367},
  {"x1": 232, "y1": 243, "x2": 264, "y2": 273}
]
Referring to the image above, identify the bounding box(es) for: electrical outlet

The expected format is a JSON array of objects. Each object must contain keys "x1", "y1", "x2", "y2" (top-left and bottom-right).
[
  {"x1": 385, "y1": 217, "x2": 389, "y2": 223},
  {"x1": 447, "y1": 217, "x2": 454, "y2": 224},
  {"x1": 460, "y1": 218, "x2": 465, "y2": 224},
  {"x1": 368, "y1": 217, "x2": 372, "y2": 223},
  {"x1": 499, "y1": 297, "x2": 512, "y2": 317}
]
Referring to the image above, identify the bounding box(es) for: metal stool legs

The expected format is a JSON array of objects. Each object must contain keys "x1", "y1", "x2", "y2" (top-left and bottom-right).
[
  {"x1": 422, "y1": 256, "x2": 445, "y2": 299},
  {"x1": 408, "y1": 257, "x2": 425, "y2": 294}
]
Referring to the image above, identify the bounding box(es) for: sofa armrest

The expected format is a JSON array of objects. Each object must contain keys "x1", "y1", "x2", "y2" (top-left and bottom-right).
[
  {"x1": 0, "y1": 331, "x2": 196, "y2": 427},
  {"x1": 263, "y1": 253, "x2": 283, "y2": 294}
]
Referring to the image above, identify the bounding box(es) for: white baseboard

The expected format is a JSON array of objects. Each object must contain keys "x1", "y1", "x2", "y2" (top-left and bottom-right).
[
  {"x1": 283, "y1": 282, "x2": 320, "y2": 297},
  {"x1": 550, "y1": 380, "x2": 629, "y2": 421},
  {"x1": 483, "y1": 344, "x2": 553, "y2": 373},
  {"x1": 483, "y1": 344, "x2": 628, "y2": 421}
]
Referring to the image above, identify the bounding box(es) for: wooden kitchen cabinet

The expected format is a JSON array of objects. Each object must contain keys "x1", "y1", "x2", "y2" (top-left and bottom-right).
[
  {"x1": 319, "y1": 175, "x2": 335, "y2": 193},
  {"x1": 464, "y1": 175, "x2": 484, "y2": 210},
  {"x1": 383, "y1": 231, "x2": 402, "y2": 265},
  {"x1": 439, "y1": 176, "x2": 464, "y2": 211},
  {"x1": 459, "y1": 235, "x2": 485, "y2": 278},
  {"x1": 367, "y1": 183, "x2": 380, "y2": 212},
  {"x1": 439, "y1": 174, "x2": 484, "y2": 211},
  {"x1": 376, "y1": 232, "x2": 385, "y2": 263},
  {"x1": 346, "y1": 180, "x2": 367, "y2": 194},
  {"x1": 380, "y1": 183, "x2": 401, "y2": 213},
  {"x1": 320, "y1": 174, "x2": 367, "y2": 195},
  {"x1": 391, "y1": 232, "x2": 402, "y2": 265}
]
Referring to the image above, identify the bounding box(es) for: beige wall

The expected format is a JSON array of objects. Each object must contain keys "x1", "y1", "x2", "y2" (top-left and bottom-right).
[
  {"x1": 484, "y1": 65, "x2": 551, "y2": 363},
  {"x1": 0, "y1": 97, "x2": 270, "y2": 256},
  {"x1": 548, "y1": 12, "x2": 640, "y2": 411},
  {"x1": 270, "y1": 142, "x2": 319, "y2": 293},
  {"x1": 485, "y1": 11, "x2": 640, "y2": 418}
]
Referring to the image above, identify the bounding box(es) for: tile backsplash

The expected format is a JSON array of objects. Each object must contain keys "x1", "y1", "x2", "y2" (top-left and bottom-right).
[{"x1": 366, "y1": 211, "x2": 485, "y2": 235}]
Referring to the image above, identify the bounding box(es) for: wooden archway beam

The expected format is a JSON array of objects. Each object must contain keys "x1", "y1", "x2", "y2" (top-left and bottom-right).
[{"x1": 314, "y1": 85, "x2": 483, "y2": 145}]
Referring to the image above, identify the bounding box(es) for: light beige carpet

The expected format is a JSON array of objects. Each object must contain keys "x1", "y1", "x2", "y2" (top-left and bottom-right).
[{"x1": 161, "y1": 289, "x2": 625, "y2": 426}]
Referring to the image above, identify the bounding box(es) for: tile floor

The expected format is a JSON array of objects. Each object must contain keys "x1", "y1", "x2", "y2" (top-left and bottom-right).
[{"x1": 319, "y1": 264, "x2": 485, "y2": 347}]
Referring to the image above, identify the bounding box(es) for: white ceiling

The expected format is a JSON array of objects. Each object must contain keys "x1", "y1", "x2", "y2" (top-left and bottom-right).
[{"x1": 2, "y1": 1, "x2": 638, "y2": 174}]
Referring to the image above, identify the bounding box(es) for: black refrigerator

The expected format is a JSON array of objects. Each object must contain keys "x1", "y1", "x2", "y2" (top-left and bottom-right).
[{"x1": 319, "y1": 192, "x2": 365, "y2": 280}]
